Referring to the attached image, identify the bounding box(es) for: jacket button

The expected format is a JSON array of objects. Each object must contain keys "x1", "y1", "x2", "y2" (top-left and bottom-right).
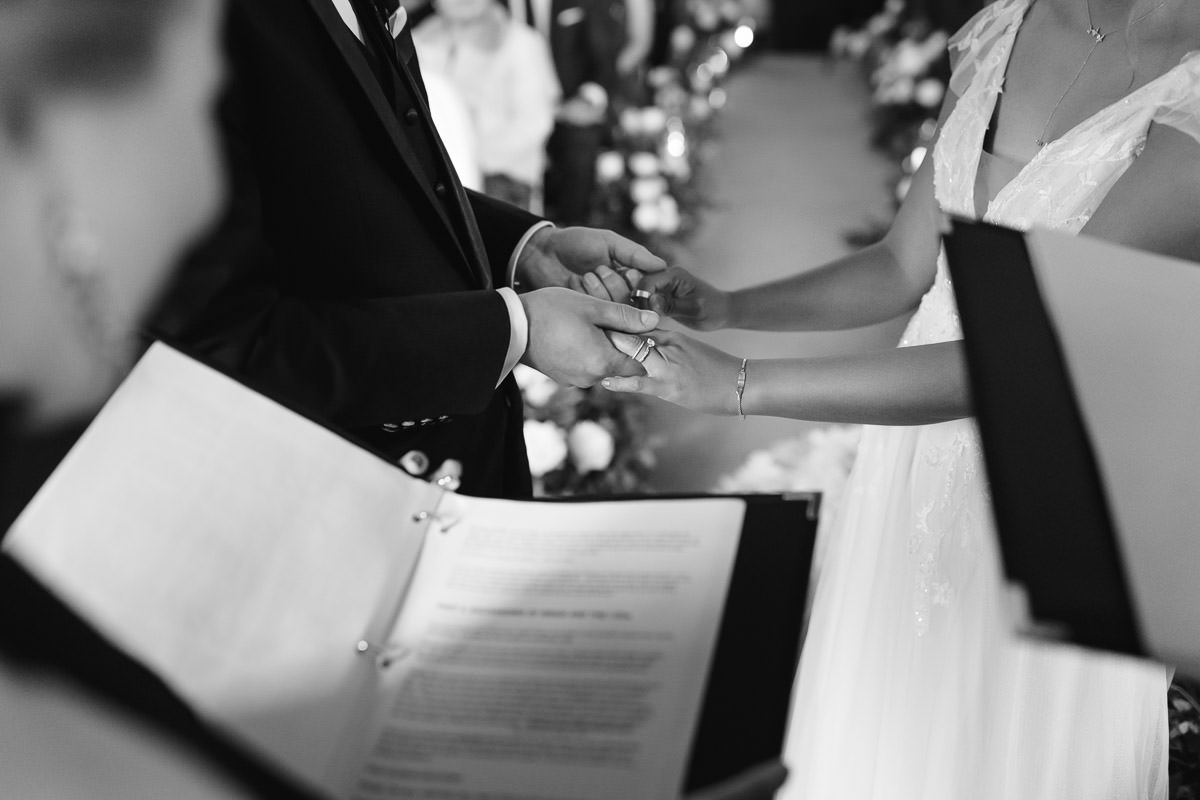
[
  {"x1": 435, "y1": 182, "x2": 448, "y2": 196},
  {"x1": 404, "y1": 108, "x2": 419, "y2": 125},
  {"x1": 398, "y1": 450, "x2": 430, "y2": 476},
  {"x1": 382, "y1": 423, "x2": 399, "y2": 433}
]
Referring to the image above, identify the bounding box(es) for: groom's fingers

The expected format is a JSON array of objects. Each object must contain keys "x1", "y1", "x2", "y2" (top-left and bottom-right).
[
  {"x1": 587, "y1": 296, "x2": 659, "y2": 333},
  {"x1": 606, "y1": 331, "x2": 643, "y2": 358},
  {"x1": 604, "y1": 230, "x2": 667, "y2": 273}
]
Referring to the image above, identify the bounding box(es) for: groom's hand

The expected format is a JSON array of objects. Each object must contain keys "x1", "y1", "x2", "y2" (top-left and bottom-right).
[
  {"x1": 517, "y1": 226, "x2": 666, "y2": 302},
  {"x1": 520, "y1": 288, "x2": 660, "y2": 386}
]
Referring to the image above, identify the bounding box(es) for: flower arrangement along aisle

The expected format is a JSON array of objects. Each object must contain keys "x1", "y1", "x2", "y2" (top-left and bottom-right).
[
  {"x1": 829, "y1": 0, "x2": 954, "y2": 246},
  {"x1": 515, "y1": 365, "x2": 663, "y2": 497},
  {"x1": 522, "y1": 0, "x2": 765, "y2": 498},
  {"x1": 592, "y1": 0, "x2": 763, "y2": 255}
]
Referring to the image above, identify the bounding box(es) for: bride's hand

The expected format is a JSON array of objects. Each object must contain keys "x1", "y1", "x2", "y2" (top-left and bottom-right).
[
  {"x1": 636, "y1": 267, "x2": 732, "y2": 332},
  {"x1": 602, "y1": 330, "x2": 743, "y2": 415}
]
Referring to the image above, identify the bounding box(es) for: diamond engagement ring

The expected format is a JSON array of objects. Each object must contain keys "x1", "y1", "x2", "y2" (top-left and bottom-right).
[{"x1": 632, "y1": 337, "x2": 656, "y2": 364}]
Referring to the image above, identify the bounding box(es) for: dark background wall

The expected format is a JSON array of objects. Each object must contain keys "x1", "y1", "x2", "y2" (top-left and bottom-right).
[{"x1": 769, "y1": 0, "x2": 984, "y2": 51}]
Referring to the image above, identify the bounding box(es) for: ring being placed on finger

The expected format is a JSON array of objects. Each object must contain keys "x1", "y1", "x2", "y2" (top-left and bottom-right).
[
  {"x1": 630, "y1": 289, "x2": 652, "y2": 310},
  {"x1": 632, "y1": 336, "x2": 656, "y2": 364}
]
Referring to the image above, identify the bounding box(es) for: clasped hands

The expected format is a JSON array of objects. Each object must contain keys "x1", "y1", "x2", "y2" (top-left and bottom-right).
[{"x1": 517, "y1": 225, "x2": 742, "y2": 415}]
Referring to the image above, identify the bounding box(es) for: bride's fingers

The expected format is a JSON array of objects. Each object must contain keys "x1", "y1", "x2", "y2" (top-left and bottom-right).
[
  {"x1": 593, "y1": 265, "x2": 632, "y2": 303},
  {"x1": 581, "y1": 271, "x2": 613, "y2": 300},
  {"x1": 601, "y1": 375, "x2": 663, "y2": 395}
]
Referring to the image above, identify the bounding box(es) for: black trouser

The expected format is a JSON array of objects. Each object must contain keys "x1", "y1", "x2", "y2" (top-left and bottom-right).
[{"x1": 545, "y1": 122, "x2": 605, "y2": 226}]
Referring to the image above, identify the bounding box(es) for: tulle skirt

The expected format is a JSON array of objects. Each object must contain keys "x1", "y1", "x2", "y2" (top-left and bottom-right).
[{"x1": 779, "y1": 419, "x2": 1169, "y2": 800}]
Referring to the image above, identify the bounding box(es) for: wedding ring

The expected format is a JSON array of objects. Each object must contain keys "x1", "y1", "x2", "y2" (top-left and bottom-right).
[
  {"x1": 630, "y1": 289, "x2": 653, "y2": 310},
  {"x1": 632, "y1": 336, "x2": 656, "y2": 364}
]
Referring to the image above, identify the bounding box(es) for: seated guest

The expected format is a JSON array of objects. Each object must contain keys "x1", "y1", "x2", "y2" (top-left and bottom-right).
[{"x1": 414, "y1": 0, "x2": 559, "y2": 210}]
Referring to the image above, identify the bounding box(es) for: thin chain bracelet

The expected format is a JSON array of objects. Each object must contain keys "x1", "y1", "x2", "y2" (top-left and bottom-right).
[{"x1": 735, "y1": 358, "x2": 748, "y2": 419}]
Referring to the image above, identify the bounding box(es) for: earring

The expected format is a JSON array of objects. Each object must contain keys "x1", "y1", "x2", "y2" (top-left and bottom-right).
[{"x1": 42, "y1": 200, "x2": 127, "y2": 378}]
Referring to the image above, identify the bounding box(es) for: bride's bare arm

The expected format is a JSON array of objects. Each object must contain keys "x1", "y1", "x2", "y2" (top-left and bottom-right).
[
  {"x1": 605, "y1": 331, "x2": 971, "y2": 425},
  {"x1": 743, "y1": 341, "x2": 969, "y2": 424},
  {"x1": 637, "y1": 100, "x2": 955, "y2": 333},
  {"x1": 722, "y1": 153, "x2": 946, "y2": 332}
]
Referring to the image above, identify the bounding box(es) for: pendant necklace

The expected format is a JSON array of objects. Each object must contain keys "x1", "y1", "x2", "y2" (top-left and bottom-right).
[{"x1": 1034, "y1": 0, "x2": 1172, "y2": 147}]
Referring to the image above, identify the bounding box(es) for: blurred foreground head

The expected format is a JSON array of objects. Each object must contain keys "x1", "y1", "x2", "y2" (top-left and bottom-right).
[{"x1": 0, "y1": 0, "x2": 224, "y2": 427}]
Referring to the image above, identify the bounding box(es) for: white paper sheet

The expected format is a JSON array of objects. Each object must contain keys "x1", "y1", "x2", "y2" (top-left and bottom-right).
[
  {"x1": 345, "y1": 495, "x2": 745, "y2": 800},
  {"x1": 5, "y1": 344, "x2": 435, "y2": 795},
  {"x1": 1027, "y1": 229, "x2": 1200, "y2": 674}
]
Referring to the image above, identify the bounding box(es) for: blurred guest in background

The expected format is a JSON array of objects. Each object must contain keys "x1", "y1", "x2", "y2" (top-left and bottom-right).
[
  {"x1": 0, "y1": 0, "x2": 321, "y2": 796},
  {"x1": 414, "y1": 0, "x2": 560, "y2": 210},
  {"x1": 508, "y1": 0, "x2": 622, "y2": 223},
  {"x1": 614, "y1": 0, "x2": 655, "y2": 103}
]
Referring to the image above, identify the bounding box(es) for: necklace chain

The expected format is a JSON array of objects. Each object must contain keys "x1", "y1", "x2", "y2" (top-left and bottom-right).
[{"x1": 1035, "y1": 0, "x2": 1172, "y2": 147}]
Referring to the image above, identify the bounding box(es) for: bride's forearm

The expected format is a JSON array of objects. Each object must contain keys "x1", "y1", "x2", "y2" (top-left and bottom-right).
[
  {"x1": 726, "y1": 241, "x2": 931, "y2": 332},
  {"x1": 742, "y1": 341, "x2": 971, "y2": 425}
]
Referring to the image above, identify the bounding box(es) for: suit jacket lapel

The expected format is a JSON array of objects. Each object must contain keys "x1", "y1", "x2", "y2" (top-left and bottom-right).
[
  {"x1": 303, "y1": 0, "x2": 488, "y2": 286},
  {"x1": 390, "y1": 28, "x2": 493, "y2": 289}
]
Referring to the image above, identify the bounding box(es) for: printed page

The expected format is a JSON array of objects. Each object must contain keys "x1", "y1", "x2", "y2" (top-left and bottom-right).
[
  {"x1": 344, "y1": 495, "x2": 745, "y2": 800},
  {"x1": 1028, "y1": 229, "x2": 1200, "y2": 674},
  {"x1": 5, "y1": 344, "x2": 436, "y2": 795}
]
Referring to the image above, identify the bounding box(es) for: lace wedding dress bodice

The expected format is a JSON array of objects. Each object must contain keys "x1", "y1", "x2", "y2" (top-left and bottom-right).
[
  {"x1": 782, "y1": 3, "x2": 1190, "y2": 796},
  {"x1": 905, "y1": 0, "x2": 1200, "y2": 350},
  {"x1": 895, "y1": 0, "x2": 1200, "y2": 636}
]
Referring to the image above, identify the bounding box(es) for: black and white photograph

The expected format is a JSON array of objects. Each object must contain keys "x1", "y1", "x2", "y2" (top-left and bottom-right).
[{"x1": 1, "y1": 0, "x2": 1198, "y2": 797}]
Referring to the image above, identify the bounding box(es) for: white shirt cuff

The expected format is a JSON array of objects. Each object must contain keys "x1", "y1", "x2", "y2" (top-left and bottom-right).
[
  {"x1": 507, "y1": 221, "x2": 555, "y2": 288},
  {"x1": 496, "y1": 287, "x2": 529, "y2": 387}
]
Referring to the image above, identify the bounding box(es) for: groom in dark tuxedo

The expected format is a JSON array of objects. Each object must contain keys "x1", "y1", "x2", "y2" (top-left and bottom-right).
[{"x1": 155, "y1": 0, "x2": 662, "y2": 499}]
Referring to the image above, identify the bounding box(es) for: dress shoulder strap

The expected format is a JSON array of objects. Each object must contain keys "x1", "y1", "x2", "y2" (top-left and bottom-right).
[
  {"x1": 1151, "y1": 51, "x2": 1200, "y2": 146},
  {"x1": 947, "y1": 0, "x2": 1029, "y2": 98}
]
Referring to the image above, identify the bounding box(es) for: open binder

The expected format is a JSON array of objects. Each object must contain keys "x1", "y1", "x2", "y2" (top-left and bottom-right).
[
  {"x1": 4, "y1": 343, "x2": 815, "y2": 799},
  {"x1": 945, "y1": 219, "x2": 1200, "y2": 675}
]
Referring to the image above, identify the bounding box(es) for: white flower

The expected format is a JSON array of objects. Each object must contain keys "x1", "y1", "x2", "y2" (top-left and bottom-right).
[
  {"x1": 628, "y1": 151, "x2": 661, "y2": 177},
  {"x1": 846, "y1": 32, "x2": 872, "y2": 59},
  {"x1": 514, "y1": 364, "x2": 558, "y2": 408},
  {"x1": 632, "y1": 202, "x2": 662, "y2": 232},
  {"x1": 693, "y1": 5, "x2": 719, "y2": 32},
  {"x1": 890, "y1": 40, "x2": 928, "y2": 77},
  {"x1": 619, "y1": 107, "x2": 645, "y2": 136},
  {"x1": 641, "y1": 106, "x2": 668, "y2": 135},
  {"x1": 866, "y1": 12, "x2": 896, "y2": 36},
  {"x1": 657, "y1": 194, "x2": 681, "y2": 234},
  {"x1": 671, "y1": 24, "x2": 697, "y2": 55},
  {"x1": 647, "y1": 66, "x2": 678, "y2": 89},
  {"x1": 524, "y1": 420, "x2": 568, "y2": 477},
  {"x1": 568, "y1": 420, "x2": 615, "y2": 473},
  {"x1": 829, "y1": 26, "x2": 851, "y2": 57},
  {"x1": 661, "y1": 153, "x2": 691, "y2": 180},
  {"x1": 631, "y1": 176, "x2": 668, "y2": 204},
  {"x1": 914, "y1": 78, "x2": 945, "y2": 108},
  {"x1": 595, "y1": 150, "x2": 626, "y2": 183},
  {"x1": 923, "y1": 30, "x2": 949, "y2": 58}
]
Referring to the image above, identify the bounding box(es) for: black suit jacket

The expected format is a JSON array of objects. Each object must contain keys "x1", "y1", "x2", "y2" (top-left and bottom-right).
[{"x1": 155, "y1": 0, "x2": 539, "y2": 498}]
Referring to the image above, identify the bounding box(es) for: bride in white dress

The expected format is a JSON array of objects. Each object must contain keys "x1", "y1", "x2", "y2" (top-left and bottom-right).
[{"x1": 599, "y1": 0, "x2": 1200, "y2": 796}]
